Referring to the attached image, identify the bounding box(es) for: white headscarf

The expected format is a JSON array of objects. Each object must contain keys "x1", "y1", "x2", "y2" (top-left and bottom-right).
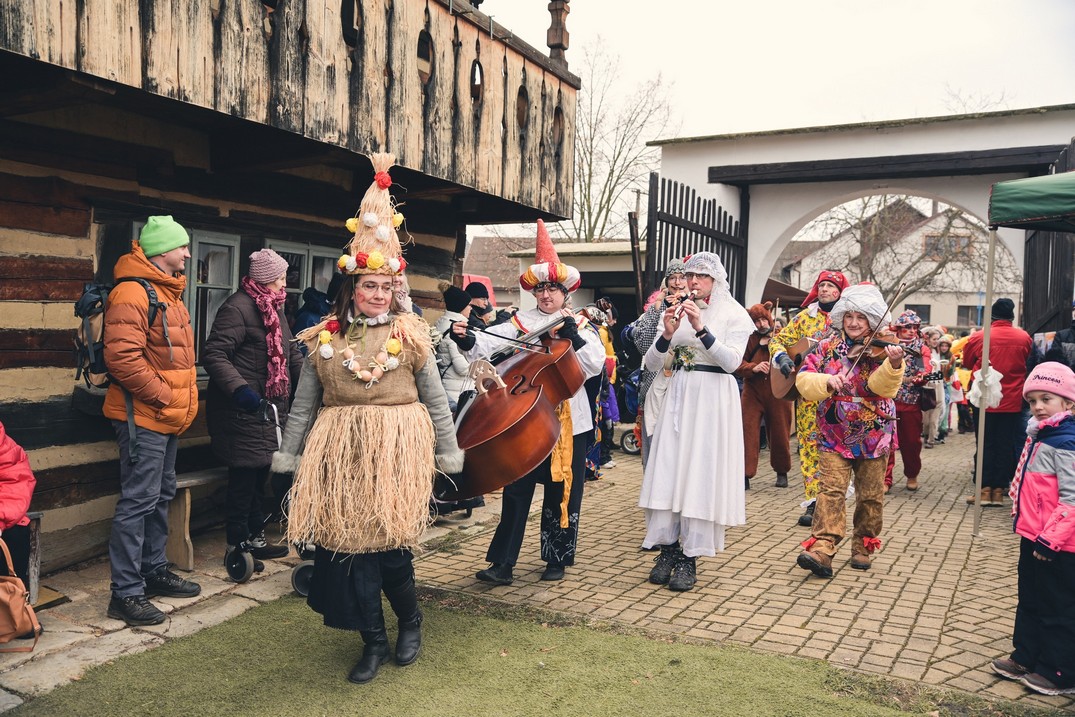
[
  {"x1": 828, "y1": 284, "x2": 890, "y2": 331},
  {"x1": 683, "y1": 252, "x2": 730, "y2": 297}
]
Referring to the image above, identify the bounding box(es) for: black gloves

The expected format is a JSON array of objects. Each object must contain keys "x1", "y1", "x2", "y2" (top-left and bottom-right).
[
  {"x1": 449, "y1": 329, "x2": 476, "y2": 352},
  {"x1": 774, "y1": 353, "x2": 795, "y2": 378},
  {"x1": 233, "y1": 386, "x2": 261, "y2": 412},
  {"x1": 558, "y1": 317, "x2": 586, "y2": 351}
]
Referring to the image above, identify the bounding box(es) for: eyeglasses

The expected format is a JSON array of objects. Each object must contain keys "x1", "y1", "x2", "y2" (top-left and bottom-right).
[
  {"x1": 357, "y1": 282, "x2": 393, "y2": 295},
  {"x1": 533, "y1": 284, "x2": 562, "y2": 295},
  {"x1": 684, "y1": 272, "x2": 709, "y2": 281}
]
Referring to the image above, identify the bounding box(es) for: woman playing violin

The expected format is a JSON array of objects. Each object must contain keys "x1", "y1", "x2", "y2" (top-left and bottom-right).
[
  {"x1": 450, "y1": 220, "x2": 604, "y2": 585},
  {"x1": 795, "y1": 284, "x2": 905, "y2": 579}
]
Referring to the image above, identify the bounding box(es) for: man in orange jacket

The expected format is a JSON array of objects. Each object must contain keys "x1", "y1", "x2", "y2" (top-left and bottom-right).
[{"x1": 104, "y1": 216, "x2": 201, "y2": 626}]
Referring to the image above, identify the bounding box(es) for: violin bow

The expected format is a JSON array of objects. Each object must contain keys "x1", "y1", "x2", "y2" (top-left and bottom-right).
[{"x1": 843, "y1": 281, "x2": 906, "y2": 377}]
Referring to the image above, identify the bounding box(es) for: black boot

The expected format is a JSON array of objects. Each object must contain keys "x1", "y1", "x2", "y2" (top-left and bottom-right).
[
  {"x1": 475, "y1": 563, "x2": 514, "y2": 585},
  {"x1": 382, "y1": 565, "x2": 422, "y2": 667},
  {"x1": 395, "y1": 613, "x2": 423, "y2": 666},
  {"x1": 348, "y1": 631, "x2": 390, "y2": 684},
  {"x1": 775, "y1": 473, "x2": 788, "y2": 488},
  {"x1": 648, "y1": 543, "x2": 681, "y2": 585},
  {"x1": 797, "y1": 502, "x2": 815, "y2": 527},
  {"x1": 668, "y1": 556, "x2": 697, "y2": 592}
]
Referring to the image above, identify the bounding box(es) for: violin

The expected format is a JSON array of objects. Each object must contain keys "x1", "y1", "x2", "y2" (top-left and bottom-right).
[{"x1": 847, "y1": 328, "x2": 921, "y2": 360}]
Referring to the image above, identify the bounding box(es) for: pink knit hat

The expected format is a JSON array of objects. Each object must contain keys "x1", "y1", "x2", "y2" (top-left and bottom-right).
[
  {"x1": 248, "y1": 248, "x2": 289, "y2": 284},
  {"x1": 1023, "y1": 362, "x2": 1075, "y2": 402}
]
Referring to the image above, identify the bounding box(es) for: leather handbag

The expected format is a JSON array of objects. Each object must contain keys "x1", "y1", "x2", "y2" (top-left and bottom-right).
[
  {"x1": 917, "y1": 387, "x2": 938, "y2": 411},
  {"x1": 0, "y1": 537, "x2": 40, "y2": 652}
]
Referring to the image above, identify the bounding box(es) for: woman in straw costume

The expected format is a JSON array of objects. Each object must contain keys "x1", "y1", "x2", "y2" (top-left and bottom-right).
[{"x1": 272, "y1": 154, "x2": 463, "y2": 685}]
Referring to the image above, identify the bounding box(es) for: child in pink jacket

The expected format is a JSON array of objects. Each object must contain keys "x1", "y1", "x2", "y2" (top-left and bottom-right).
[{"x1": 991, "y1": 362, "x2": 1075, "y2": 696}]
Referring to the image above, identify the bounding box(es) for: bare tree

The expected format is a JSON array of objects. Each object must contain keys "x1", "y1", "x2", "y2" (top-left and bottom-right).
[
  {"x1": 563, "y1": 38, "x2": 675, "y2": 242},
  {"x1": 800, "y1": 195, "x2": 1021, "y2": 305}
]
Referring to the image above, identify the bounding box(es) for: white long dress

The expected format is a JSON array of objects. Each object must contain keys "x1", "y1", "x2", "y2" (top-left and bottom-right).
[{"x1": 638, "y1": 292, "x2": 755, "y2": 557}]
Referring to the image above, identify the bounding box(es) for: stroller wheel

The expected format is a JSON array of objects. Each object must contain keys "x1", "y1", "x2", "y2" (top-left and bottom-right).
[
  {"x1": 619, "y1": 429, "x2": 641, "y2": 456},
  {"x1": 225, "y1": 547, "x2": 256, "y2": 583},
  {"x1": 291, "y1": 560, "x2": 315, "y2": 597}
]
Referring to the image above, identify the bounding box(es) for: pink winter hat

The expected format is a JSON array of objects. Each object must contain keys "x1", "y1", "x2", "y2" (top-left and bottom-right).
[
  {"x1": 248, "y1": 248, "x2": 289, "y2": 284},
  {"x1": 1023, "y1": 361, "x2": 1075, "y2": 402}
]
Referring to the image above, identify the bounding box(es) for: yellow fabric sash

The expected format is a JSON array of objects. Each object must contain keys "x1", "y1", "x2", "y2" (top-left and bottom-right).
[{"x1": 550, "y1": 401, "x2": 574, "y2": 528}]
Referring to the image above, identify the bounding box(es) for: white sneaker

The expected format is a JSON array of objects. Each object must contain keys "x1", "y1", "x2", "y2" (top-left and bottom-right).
[{"x1": 601, "y1": 460, "x2": 617, "y2": 469}]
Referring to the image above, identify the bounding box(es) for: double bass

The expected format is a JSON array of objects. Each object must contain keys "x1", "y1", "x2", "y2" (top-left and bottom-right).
[{"x1": 434, "y1": 316, "x2": 586, "y2": 501}]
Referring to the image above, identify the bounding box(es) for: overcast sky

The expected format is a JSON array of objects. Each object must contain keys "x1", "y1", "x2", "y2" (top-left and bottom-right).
[{"x1": 485, "y1": 0, "x2": 1075, "y2": 137}]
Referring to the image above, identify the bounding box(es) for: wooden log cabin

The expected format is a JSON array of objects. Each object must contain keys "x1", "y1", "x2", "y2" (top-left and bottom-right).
[{"x1": 0, "y1": 0, "x2": 579, "y2": 572}]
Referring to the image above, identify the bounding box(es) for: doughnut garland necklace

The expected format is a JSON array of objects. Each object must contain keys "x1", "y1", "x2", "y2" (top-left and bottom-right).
[{"x1": 323, "y1": 315, "x2": 404, "y2": 388}]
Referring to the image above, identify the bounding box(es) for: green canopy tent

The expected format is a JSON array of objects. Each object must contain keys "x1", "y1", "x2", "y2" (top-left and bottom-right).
[
  {"x1": 967, "y1": 171, "x2": 1075, "y2": 533},
  {"x1": 989, "y1": 171, "x2": 1075, "y2": 232}
]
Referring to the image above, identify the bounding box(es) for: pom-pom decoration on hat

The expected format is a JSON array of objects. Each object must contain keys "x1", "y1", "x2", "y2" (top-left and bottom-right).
[
  {"x1": 519, "y1": 219, "x2": 581, "y2": 292},
  {"x1": 338, "y1": 152, "x2": 409, "y2": 276}
]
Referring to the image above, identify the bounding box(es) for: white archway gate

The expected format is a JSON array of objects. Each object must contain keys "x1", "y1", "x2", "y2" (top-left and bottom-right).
[{"x1": 653, "y1": 105, "x2": 1075, "y2": 305}]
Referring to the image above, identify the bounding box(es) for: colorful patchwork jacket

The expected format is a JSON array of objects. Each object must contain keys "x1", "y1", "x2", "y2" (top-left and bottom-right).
[{"x1": 795, "y1": 335, "x2": 904, "y2": 460}]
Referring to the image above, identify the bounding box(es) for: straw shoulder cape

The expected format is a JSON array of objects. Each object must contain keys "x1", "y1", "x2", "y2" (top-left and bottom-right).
[{"x1": 273, "y1": 313, "x2": 463, "y2": 553}]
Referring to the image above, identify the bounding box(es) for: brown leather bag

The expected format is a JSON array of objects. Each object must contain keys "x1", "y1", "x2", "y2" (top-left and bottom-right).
[{"x1": 0, "y1": 538, "x2": 40, "y2": 652}]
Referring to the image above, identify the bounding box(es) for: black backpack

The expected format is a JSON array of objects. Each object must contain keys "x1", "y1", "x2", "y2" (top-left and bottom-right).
[
  {"x1": 74, "y1": 278, "x2": 166, "y2": 464},
  {"x1": 74, "y1": 278, "x2": 162, "y2": 390}
]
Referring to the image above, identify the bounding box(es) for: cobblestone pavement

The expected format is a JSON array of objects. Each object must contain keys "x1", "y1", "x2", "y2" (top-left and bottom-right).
[
  {"x1": 3, "y1": 429, "x2": 1073, "y2": 713},
  {"x1": 415, "y1": 429, "x2": 1075, "y2": 713}
]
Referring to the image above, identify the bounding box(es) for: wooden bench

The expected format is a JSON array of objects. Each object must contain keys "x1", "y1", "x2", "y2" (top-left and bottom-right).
[{"x1": 165, "y1": 467, "x2": 228, "y2": 571}]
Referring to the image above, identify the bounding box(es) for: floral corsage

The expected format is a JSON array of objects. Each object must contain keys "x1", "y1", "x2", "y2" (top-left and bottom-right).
[{"x1": 672, "y1": 345, "x2": 696, "y2": 371}]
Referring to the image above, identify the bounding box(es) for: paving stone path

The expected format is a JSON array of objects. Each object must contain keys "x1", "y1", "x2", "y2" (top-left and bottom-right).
[
  {"x1": 416, "y1": 430, "x2": 1074, "y2": 713},
  {"x1": 1, "y1": 429, "x2": 1072, "y2": 713}
]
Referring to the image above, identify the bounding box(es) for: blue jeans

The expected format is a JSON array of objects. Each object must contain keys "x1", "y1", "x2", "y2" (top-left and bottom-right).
[{"x1": 108, "y1": 421, "x2": 177, "y2": 597}]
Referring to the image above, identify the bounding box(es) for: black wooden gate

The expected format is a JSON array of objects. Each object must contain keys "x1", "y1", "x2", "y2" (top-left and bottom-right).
[
  {"x1": 644, "y1": 173, "x2": 746, "y2": 303},
  {"x1": 1022, "y1": 139, "x2": 1075, "y2": 334}
]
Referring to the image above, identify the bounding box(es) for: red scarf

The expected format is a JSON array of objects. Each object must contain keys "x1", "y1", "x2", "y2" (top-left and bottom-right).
[{"x1": 241, "y1": 276, "x2": 289, "y2": 399}]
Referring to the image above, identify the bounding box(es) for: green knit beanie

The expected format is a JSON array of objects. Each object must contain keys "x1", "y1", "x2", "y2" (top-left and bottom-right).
[{"x1": 139, "y1": 216, "x2": 189, "y2": 257}]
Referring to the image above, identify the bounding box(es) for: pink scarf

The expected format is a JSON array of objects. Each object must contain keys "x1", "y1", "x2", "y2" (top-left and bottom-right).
[
  {"x1": 241, "y1": 276, "x2": 289, "y2": 399},
  {"x1": 1009, "y1": 411, "x2": 1072, "y2": 516}
]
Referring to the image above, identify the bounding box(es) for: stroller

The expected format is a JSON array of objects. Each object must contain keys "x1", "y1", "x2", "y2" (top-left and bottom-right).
[{"x1": 619, "y1": 369, "x2": 641, "y2": 455}]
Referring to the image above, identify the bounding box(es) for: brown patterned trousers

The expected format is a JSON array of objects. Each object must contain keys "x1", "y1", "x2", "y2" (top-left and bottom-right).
[{"x1": 809, "y1": 451, "x2": 886, "y2": 557}]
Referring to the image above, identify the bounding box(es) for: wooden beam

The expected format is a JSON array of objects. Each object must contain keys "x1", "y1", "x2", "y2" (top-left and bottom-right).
[{"x1": 708, "y1": 145, "x2": 1066, "y2": 186}]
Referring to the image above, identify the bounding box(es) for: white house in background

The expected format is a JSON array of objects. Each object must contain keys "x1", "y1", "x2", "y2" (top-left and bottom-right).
[{"x1": 775, "y1": 200, "x2": 1021, "y2": 332}]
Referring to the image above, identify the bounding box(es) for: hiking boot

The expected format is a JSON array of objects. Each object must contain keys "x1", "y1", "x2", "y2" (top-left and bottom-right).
[
  {"x1": 990, "y1": 487, "x2": 1007, "y2": 506},
  {"x1": 475, "y1": 563, "x2": 514, "y2": 585},
  {"x1": 667, "y1": 556, "x2": 697, "y2": 592},
  {"x1": 797, "y1": 502, "x2": 815, "y2": 527},
  {"x1": 648, "y1": 543, "x2": 681, "y2": 585},
  {"x1": 249, "y1": 532, "x2": 290, "y2": 560},
  {"x1": 966, "y1": 488, "x2": 991, "y2": 506},
  {"x1": 107, "y1": 595, "x2": 166, "y2": 626},
  {"x1": 850, "y1": 553, "x2": 871, "y2": 570},
  {"x1": 905, "y1": 477, "x2": 919, "y2": 491},
  {"x1": 348, "y1": 633, "x2": 390, "y2": 684},
  {"x1": 1021, "y1": 672, "x2": 1075, "y2": 696},
  {"x1": 991, "y1": 657, "x2": 1030, "y2": 681},
  {"x1": 540, "y1": 563, "x2": 565, "y2": 581},
  {"x1": 775, "y1": 473, "x2": 788, "y2": 488},
  {"x1": 796, "y1": 549, "x2": 833, "y2": 578},
  {"x1": 144, "y1": 569, "x2": 201, "y2": 598},
  {"x1": 395, "y1": 613, "x2": 423, "y2": 667}
]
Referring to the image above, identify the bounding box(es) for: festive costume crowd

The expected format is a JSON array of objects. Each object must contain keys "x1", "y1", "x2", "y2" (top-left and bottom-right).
[{"x1": 32, "y1": 152, "x2": 1069, "y2": 698}]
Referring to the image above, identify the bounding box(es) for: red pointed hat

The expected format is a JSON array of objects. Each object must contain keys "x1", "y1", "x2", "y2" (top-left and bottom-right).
[
  {"x1": 519, "y1": 219, "x2": 582, "y2": 292},
  {"x1": 801, "y1": 269, "x2": 849, "y2": 308}
]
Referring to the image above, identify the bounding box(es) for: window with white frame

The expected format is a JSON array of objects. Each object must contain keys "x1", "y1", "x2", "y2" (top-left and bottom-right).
[
  {"x1": 266, "y1": 240, "x2": 341, "y2": 327},
  {"x1": 188, "y1": 231, "x2": 240, "y2": 361}
]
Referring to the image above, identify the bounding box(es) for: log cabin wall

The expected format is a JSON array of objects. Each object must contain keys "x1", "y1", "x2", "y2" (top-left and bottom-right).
[
  {"x1": 0, "y1": 0, "x2": 578, "y2": 218},
  {"x1": 0, "y1": 0, "x2": 579, "y2": 573}
]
